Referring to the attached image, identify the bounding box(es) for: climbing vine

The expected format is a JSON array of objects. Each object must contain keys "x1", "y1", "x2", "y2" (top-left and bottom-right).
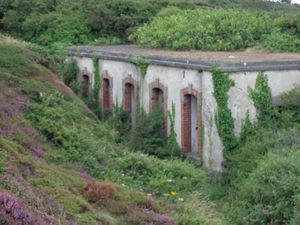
[
  {"x1": 93, "y1": 58, "x2": 101, "y2": 118},
  {"x1": 166, "y1": 103, "x2": 182, "y2": 158},
  {"x1": 212, "y1": 67, "x2": 237, "y2": 151},
  {"x1": 239, "y1": 111, "x2": 254, "y2": 144},
  {"x1": 129, "y1": 55, "x2": 149, "y2": 78},
  {"x1": 250, "y1": 72, "x2": 273, "y2": 120}
]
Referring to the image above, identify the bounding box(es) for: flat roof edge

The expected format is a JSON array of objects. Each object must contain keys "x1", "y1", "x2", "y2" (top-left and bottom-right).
[{"x1": 68, "y1": 47, "x2": 300, "y2": 73}]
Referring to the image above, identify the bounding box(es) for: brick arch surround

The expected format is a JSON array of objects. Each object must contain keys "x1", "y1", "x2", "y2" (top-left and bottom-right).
[
  {"x1": 101, "y1": 72, "x2": 113, "y2": 110},
  {"x1": 149, "y1": 80, "x2": 168, "y2": 136},
  {"x1": 79, "y1": 69, "x2": 92, "y2": 98},
  {"x1": 181, "y1": 86, "x2": 202, "y2": 157}
]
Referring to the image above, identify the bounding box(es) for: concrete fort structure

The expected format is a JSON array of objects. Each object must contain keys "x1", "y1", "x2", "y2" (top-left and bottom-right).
[{"x1": 68, "y1": 45, "x2": 300, "y2": 172}]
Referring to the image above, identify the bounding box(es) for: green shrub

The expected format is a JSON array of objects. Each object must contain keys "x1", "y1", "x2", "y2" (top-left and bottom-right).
[
  {"x1": 233, "y1": 150, "x2": 300, "y2": 225},
  {"x1": 112, "y1": 105, "x2": 132, "y2": 143},
  {"x1": 130, "y1": 108, "x2": 182, "y2": 159},
  {"x1": 131, "y1": 109, "x2": 165, "y2": 156},
  {"x1": 282, "y1": 86, "x2": 300, "y2": 109},
  {"x1": 0, "y1": 152, "x2": 5, "y2": 174},
  {"x1": 261, "y1": 29, "x2": 300, "y2": 53},
  {"x1": 175, "y1": 193, "x2": 225, "y2": 225},
  {"x1": 274, "y1": 16, "x2": 300, "y2": 38},
  {"x1": 60, "y1": 59, "x2": 80, "y2": 94},
  {"x1": 130, "y1": 9, "x2": 273, "y2": 50}
]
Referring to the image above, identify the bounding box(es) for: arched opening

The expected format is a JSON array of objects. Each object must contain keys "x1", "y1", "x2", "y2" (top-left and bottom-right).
[
  {"x1": 124, "y1": 83, "x2": 134, "y2": 112},
  {"x1": 182, "y1": 94, "x2": 198, "y2": 153},
  {"x1": 81, "y1": 75, "x2": 89, "y2": 98},
  {"x1": 102, "y1": 78, "x2": 111, "y2": 110},
  {"x1": 151, "y1": 88, "x2": 164, "y2": 111},
  {"x1": 151, "y1": 87, "x2": 167, "y2": 135}
]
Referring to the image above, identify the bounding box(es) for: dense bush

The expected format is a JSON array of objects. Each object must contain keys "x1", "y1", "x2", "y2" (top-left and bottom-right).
[
  {"x1": 282, "y1": 86, "x2": 300, "y2": 110},
  {"x1": 60, "y1": 59, "x2": 80, "y2": 94},
  {"x1": 83, "y1": 181, "x2": 117, "y2": 202},
  {"x1": 233, "y1": 150, "x2": 300, "y2": 225},
  {"x1": 131, "y1": 109, "x2": 182, "y2": 158},
  {"x1": 130, "y1": 9, "x2": 273, "y2": 50},
  {"x1": 260, "y1": 29, "x2": 300, "y2": 53}
]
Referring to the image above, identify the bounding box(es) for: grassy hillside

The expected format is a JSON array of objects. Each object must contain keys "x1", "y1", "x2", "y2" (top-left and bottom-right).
[
  {"x1": 0, "y1": 37, "x2": 227, "y2": 224},
  {"x1": 1, "y1": 35, "x2": 300, "y2": 225}
]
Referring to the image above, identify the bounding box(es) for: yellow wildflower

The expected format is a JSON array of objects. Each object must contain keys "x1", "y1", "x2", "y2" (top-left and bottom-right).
[{"x1": 170, "y1": 191, "x2": 177, "y2": 196}]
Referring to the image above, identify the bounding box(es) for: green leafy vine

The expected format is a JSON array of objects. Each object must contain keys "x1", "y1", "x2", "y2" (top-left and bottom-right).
[
  {"x1": 212, "y1": 67, "x2": 237, "y2": 151},
  {"x1": 129, "y1": 55, "x2": 149, "y2": 78},
  {"x1": 93, "y1": 58, "x2": 101, "y2": 118},
  {"x1": 250, "y1": 72, "x2": 272, "y2": 120}
]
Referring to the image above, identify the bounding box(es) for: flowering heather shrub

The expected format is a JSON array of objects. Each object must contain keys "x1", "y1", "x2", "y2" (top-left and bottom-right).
[
  {"x1": 0, "y1": 190, "x2": 46, "y2": 225},
  {"x1": 80, "y1": 166, "x2": 94, "y2": 181},
  {"x1": 0, "y1": 88, "x2": 37, "y2": 139},
  {"x1": 83, "y1": 181, "x2": 116, "y2": 203},
  {"x1": 139, "y1": 209, "x2": 177, "y2": 225},
  {"x1": 24, "y1": 142, "x2": 45, "y2": 158}
]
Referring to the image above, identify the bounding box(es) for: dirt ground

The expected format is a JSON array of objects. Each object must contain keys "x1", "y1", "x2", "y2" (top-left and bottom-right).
[{"x1": 81, "y1": 45, "x2": 300, "y2": 63}]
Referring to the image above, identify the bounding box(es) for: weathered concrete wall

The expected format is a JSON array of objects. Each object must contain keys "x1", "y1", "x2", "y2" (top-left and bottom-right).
[
  {"x1": 101, "y1": 60, "x2": 140, "y2": 107},
  {"x1": 202, "y1": 71, "x2": 224, "y2": 171},
  {"x1": 228, "y1": 70, "x2": 300, "y2": 136},
  {"x1": 71, "y1": 55, "x2": 300, "y2": 172},
  {"x1": 143, "y1": 65, "x2": 201, "y2": 143},
  {"x1": 74, "y1": 57, "x2": 95, "y2": 87}
]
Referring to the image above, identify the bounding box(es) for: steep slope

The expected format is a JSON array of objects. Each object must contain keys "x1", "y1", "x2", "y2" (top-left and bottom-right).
[{"x1": 0, "y1": 39, "x2": 225, "y2": 224}]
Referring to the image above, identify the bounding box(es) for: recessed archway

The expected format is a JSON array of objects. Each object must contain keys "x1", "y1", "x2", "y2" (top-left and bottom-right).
[
  {"x1": 149, "y1": 81, "x2": 168, "y2": 136},
  {"x1": 81, "y1": 74, "x2": 90, "y2": 98},
  {"x1": 124, "y1": 83, "x2": 134, "y2": 112},
  {"x1": 181, "y1": 87, "x2": 202, "y2": 156},
  {"x1": 151, "y1": 88, "x2": 164, "y2": 111},
  {"x1": 102, "y1": 78, "x2": 111, "y2": 110}
]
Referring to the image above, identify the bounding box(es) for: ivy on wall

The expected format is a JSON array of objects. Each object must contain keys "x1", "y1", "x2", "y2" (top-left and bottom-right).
[
  {"x1": 212, "y1": 67, "x2": 237, "y2": 151},
  {"x1": 129, "y1": 55, "x2": 149, "y2": 78},
  {"x1": 93, "y1": 58, "x2": 101, "y2": 118},
  {"x1": 250, "y1": 72, "x2": 272, "y2": 120}
]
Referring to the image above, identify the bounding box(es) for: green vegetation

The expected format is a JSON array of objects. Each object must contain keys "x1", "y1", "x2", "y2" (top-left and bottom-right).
[
  {"x1": 92, "y1": 58, "x2": 101, "y2": 117},
  {"x1": 0, "y1": 152, "x2": 5, "y2": 174},
  {"x1": 131, "y1": 8, "x2": 300, "y2": 52},
  {"x1": 236, "y1": 150, "x2": 300, "y2": 224},
  {"x1": 60, "y1": 58, "x2": 80, "y2": 94},
  {"x1": 0, "y1": 40, "x2": 224, "y2": 225},
  {"x1": 130, "y1": 108, "x2": 182, "y2": 159},
  {"x1": 212, "y1": 68, "x2": 237, "y2": 151},
  {"x1": 261, "y1": 29, "x2": 300, "y2": 53},
  {"x1": 130, "y1": 9, "x2": 272, "y2": 51},
  {"x1": 1, "y1": 0, "x2": 300, "y2": 224},
  {"x1": 250, "y1": 73, "x2": 273, "y2": 120},
  {"x1": 1, "y1": 0, "x2": 299, "y2": 52}
]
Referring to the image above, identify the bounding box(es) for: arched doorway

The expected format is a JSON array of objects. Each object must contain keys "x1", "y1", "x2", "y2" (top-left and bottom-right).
[
  {"x1": 149, "y1": 83, "x2": 168, "y2": 136},
  {"x1": 81, "y1": 74, "x2": 89, "y2": 98},
  {"x1": 151, "y1": 88, "x2": 164, "y2": 111},
  {"x1": 124, "y1": 83, "x2": 134, "y2": 112},
  {"x1": 182, "y1": 94, "x2": 198, "y2": 153},
  {"x1": 102, "y1": 78, "x2": 111, "y2": 110}
]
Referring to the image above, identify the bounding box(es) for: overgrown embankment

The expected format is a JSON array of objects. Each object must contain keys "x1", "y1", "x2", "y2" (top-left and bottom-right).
[
  {"x1": 0, "y1": 38, "x2": 225, "y2": 224},
  {"x1": 1, "y1": 35, "x2": 300, "y2": 225}
]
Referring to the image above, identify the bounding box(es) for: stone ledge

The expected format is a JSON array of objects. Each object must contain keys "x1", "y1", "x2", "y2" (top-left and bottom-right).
[{"x1": 68, "y1": 46, "x2": 300, "y2": 73}]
